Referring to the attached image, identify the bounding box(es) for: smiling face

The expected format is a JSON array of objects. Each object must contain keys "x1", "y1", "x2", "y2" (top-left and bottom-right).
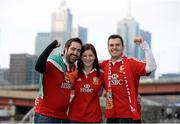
[
  {"x1": 81, "y1": 49, "x2": 95, "y2": 68},
  {"x1": 108, "y1": 38, "x2": 124, "y2": 60},
  {"x1": 77, "y1": 44, "x2": 100, "y2": 75},
  {"x1": 64, "y1": 42, "x2": 82, "y2": 64}
]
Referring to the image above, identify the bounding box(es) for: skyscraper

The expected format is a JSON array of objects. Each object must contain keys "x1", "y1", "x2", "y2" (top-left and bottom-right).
[
  {"x1": 117, "y1": 18, "x2": 155, "y2": 79},
  {"x1": 117, "y1": 0, "x2": 152, "y2": 60},
  {"x1": 78, "y1": 26, "x2": 88, "y2": 44},
  {"x1": 9, "y1": 54, "x2": 39, "y2": 85},
  {"x1": 0, "y1": 68, "x2": 10, "y2": 85},
  {"x1": 51, "y1": 0, "x2": 73, "y2": 54},
  {"x1": 51, "y1": 0, "x2": 72, "y2": 34},
  {"x1": 117, "y1": 17, "x2": 140, "y2": 58},
  {"x1": 35, "y1": 33, "x2": 51, "y2": 57},
  {"x1": 137, "y1": 30, "x2": 151, "y2": 60},
  {"x1": 117, "y1": 0, "x2": 154, "y2": 79},
  {"x1": 71, "y1": 25, "x2": 88, "y2": 44},
  {"x1": 35, "y1": 0, "x2": 88, "y2": 57}
]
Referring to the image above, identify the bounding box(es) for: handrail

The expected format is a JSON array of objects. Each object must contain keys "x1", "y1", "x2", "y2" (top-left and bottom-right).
[{"x1": 19, "y1": 107, "x2": 34, "y2": 123}]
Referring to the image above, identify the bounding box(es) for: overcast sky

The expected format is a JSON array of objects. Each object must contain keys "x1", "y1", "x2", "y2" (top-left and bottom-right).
[{"x1": 0, "y1": 0, "x2": 179, "y2": 77}]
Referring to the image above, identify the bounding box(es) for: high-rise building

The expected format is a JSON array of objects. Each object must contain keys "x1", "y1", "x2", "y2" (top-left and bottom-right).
[
  {"x1": 51, "y1": 1, "x2": 72, "y2": 34},
  {"x1": 117, "y1": 17, "x2": 140, "y2": 58},
  {"x1": 0, "y1": 69, "x2": 10, "y2": 85},
  {"x1": 78, "y1": 26, "x2": 88, "y2": 44},
  {"x1": 35, "y1": 0, "x2": 88, "y2": 56},
  {"x1": 117, "y1": 19, "x2": 155, "y2": 79},
  {"x1": 0, "y1": 69, "x2": 4, "y2": 82},
  {"x1": 51, "y1": 0, "x2": 73, "y2": 54},
  {"x1": 72, "y1": 25, "x2": 88, "y2": 44},
  {"x1": 140, "y1": 30, "x2": 151, "y2": 48},
  {"x1": 117, "y1": 0, "x2": 155, "y2": 79},
  {"x1": 9, "y1": 54, "x2": 39, "y2": 85},
  {"x1": 3, "y1": 69, "x2": 10, "y2": 83},
  {"x1": 117, "y1": 17, "x2": 152, "y2": 60},
  {"x1": 135, "y1": 30, "x2": 151, "y2": 60},
  {"x1": 35, "y1": 33, "x2": 51, "y2": 57}
]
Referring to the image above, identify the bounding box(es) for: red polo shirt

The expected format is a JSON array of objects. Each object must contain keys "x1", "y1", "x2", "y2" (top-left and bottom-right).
[
  {"x1": 100, "y1": 56, "x2": 148, "y2": 119},
  {"x1": 68, "y1": 69, "x2": 104, "y2": 122}
]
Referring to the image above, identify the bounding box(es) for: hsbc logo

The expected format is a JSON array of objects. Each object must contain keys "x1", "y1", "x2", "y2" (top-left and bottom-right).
[
  {"x1": 84, "y1": 84, "x2": 90, "y2": 88},
  {"x1": 111, "y1": 74, "x2": 118, "y2": 80},
  {"x1": 80, "y1": 84, "x2": 93, "y2": 93},
  {"x1": 111, "y1": 74, "x2": 123, "y2": 85},
  {"x1": 61, "y1": 82, "x2": 71, "y2": 89}
]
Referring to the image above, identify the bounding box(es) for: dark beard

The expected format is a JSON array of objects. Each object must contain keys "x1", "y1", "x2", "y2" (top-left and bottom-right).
[{"x1": 67, "y1": 54, "x2": 77, "y2": 64}]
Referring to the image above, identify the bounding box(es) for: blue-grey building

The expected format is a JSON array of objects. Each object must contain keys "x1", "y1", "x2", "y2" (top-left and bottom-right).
[
  {"x1": 117, "y1": 17, "x2": 155, "y2": 79},
  {"x1": 35, "y1": 33, "x2": 51, "y2": 57},
  {"x1": 9, "y1": 54, "x2": 39, "y2": 85}
]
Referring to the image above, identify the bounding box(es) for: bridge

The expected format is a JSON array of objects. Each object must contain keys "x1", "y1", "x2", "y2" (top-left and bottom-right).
[
  {"x1": 140, "y1": 80, "x2": 180, "y2": 95},
  {"x1": 0, "y1": 79, "x2": 180, "y2": 122},
  {"x1": 0, "y1": 79, "x2": 180, "y2": 107}
]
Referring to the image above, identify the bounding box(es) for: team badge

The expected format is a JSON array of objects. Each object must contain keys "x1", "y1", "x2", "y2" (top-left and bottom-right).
[
  {"x1": 119, "y1": 65, "x2": 124, "y2": 73},
  {"x1": 80, "y1": 84, "x2": 93, "y2": 93},
  {"x1": 93, "y1": 77, "x2": 99, "y2": 85}
]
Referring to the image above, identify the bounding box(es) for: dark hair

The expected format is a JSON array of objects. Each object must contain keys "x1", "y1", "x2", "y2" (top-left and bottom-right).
[
  {"x1": 108, "y1": 34, "x2": 124, "y2": 47},
  {"x1": 77, "y1": 43, "x2": 100, "y2": 77},
  {"x1": 63, "y1": 37, "x2": 83, "y2": 54}
]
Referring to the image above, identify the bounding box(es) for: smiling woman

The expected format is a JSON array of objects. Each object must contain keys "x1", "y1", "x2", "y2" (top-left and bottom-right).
[
  {"x1": 67, "y1": 43, "x2": 104, "y2": 123},
  {"x1": 80, "y1": 49, "x2": 96, "y2": 73}
]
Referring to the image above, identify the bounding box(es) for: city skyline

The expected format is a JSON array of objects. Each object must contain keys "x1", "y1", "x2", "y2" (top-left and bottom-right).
[
  {"x1": 0, "y1": 0, "x2": 180, "y2": 77},
  {"x1": 35, "y1": 0, "x2": 87, "y2": 57}
]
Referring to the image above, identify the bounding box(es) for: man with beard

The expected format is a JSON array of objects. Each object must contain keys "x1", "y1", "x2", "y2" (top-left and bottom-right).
[{"x1": 34, "y1": 38, "x2": 82, "y2": 123}]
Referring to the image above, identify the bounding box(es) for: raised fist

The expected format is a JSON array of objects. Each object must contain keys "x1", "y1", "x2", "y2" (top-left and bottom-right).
[
  {"x1": 134, "y1": 37, "x2": 144, "y2": 45},
  {"x1": 56, "y1": 40, "x2": 61, "y2": 47}
]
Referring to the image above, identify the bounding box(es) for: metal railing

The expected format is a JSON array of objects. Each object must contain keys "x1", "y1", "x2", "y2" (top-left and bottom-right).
[{"x1": 19, "y1": 107, "x2": 34, "y2": 123}]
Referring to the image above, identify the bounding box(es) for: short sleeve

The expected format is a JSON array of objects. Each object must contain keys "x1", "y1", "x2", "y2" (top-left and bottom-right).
[
  {"x1": 99, "y1": 60, "x2": 107, "y2": 71},
  {"x1": 129, "y1": 58, "x2": 148, "y2": 76}
]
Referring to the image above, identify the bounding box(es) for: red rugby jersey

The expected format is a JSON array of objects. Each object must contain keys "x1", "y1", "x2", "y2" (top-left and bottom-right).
[
  {"x1": 100, "y1": 56, "x2": 148, "y2": 119},
  {"x1": 35, "y1": 61, "x2": 74, "y2": 119},
  {"x1": 68, "y1": 69, "x2": 104, "y2": 122}
]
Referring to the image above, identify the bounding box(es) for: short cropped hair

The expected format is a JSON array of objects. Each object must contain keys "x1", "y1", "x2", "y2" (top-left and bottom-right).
[{"x1": 108, "y1": 34, "x2": 124, "y2": 47}]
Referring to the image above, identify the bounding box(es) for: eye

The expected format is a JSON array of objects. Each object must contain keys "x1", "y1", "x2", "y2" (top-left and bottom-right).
[
  {"x1": 89, "y1": 54, "x2": 93, "y2": 57},
  {"x1": 70, "y1": 47, "x2": 76, "y2": 51},
  {"x1": 109, "y1": 44, "x2": 114, "y2": 47},
  {"x1": 82, "y1": 54, "x2": 87, "y2": 58},
  {"x1": 116, "y1": 44, "x2": 120, "y2": 47},
  {"x1": 77, "y1": 49, "x2": 81, "y2": 53}
]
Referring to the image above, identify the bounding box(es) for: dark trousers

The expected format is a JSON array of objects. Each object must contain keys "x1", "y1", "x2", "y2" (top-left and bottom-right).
[
  {"x1": 107, "y1": 118, "x2": 141, "y2": 123},
  {"x1": 34, "y1": 112, "x2": 69, "y2": 123}
]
